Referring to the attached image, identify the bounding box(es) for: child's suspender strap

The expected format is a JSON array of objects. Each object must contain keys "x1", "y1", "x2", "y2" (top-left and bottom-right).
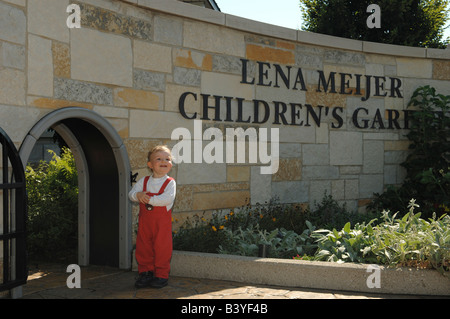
[
  {"x1": 158, "y1": 177, "x2": 174, "y2": 195},
  {"x1": 143, "y1": 176, "x2": 173, "y2": 195},
  {"x1": 143, "y1": 176, "x2": 150, "y2": 192}
]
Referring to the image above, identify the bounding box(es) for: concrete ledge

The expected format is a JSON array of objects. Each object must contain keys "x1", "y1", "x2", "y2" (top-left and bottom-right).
[
  {"x1": 129, "y1": 0, "x2": 450, "y2": 60},
  {"x1": 170, "y1": 250, "x2": 450, "y2": 296}
]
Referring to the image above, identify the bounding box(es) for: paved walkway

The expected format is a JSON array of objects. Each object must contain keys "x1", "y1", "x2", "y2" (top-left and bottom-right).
[{"x1": 19, "y1": 263, "x2": 445, "y2": 300}]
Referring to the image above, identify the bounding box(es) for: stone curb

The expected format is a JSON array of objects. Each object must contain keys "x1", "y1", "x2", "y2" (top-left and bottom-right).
[{"x1": 169, "y1": 250, "x2": 450, "y2": 296}]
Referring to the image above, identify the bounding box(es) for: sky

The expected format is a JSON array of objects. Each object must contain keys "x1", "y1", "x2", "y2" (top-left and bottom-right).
[{"x1": 216, "y1": 0, "x2": 450, "y2": 42}]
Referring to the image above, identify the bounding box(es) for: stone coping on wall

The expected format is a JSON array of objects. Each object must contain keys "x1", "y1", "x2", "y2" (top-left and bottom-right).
[
  {"x1": 122, "y1": 0, "x2": 450, "y2": 60},
  {"x1": 167, "y1": 251, "x2": 450, "y2": 296},
  {"x1": 130, "y1": 250, "x2": 450, "y2": 296}
]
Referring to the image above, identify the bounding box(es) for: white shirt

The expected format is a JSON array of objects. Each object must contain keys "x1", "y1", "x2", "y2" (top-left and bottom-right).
[{"x1": 128, "y1": 175, "x2": 176, "y2": 211}]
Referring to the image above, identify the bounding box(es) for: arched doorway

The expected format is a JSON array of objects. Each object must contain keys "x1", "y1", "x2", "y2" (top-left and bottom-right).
[{"x1": 19, "y1": 107, "x2": 132, "y2": 269}]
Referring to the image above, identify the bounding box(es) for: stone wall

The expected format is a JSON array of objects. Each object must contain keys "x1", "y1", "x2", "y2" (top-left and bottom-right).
[{"x1": 0, "y1": 0, "x2": 449, "y2": 231}]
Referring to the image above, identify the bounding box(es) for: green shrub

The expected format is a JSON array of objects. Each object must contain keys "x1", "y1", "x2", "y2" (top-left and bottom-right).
[
  {"x1": 173, "y1": 194, "x2": 376, "y2": 256},
  {"x1": 26, "y1": 147, "x2": 78, "y2": 261},
  {"x1": 311, "y1": 199, "x2": 450, "y2": 275},
  {"x1": 370, "y1": 85, "x2": 450, "y2": 218},
  {"x1": 217, "y1": 223, "x2": 317, "y2": 258}
]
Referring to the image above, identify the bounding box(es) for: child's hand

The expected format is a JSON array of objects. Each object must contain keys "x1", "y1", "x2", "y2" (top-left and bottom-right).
[{"x1": 136, "y1": 192, "x2": 150, "y2": 204}]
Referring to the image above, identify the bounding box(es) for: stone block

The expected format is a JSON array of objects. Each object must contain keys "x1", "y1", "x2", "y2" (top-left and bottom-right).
[
  {"x1": 295, "y1": 47, "x2": 323, "y2": 69},
  {"x1": 1, "y1": 42, "x2": 25, "y2": 70},
  {"x1": 363, "y1": 41, "x2": 426, "y2": 58},
  {"x1": 174, "y1": 48, "x2": 212, "y2": 71},
  {"x1": 302, "y1": 166, "x2": 339, "y2": 180},
  {"x1": 0, "y1": 104, "x2": 40, "y2": 142},
  {"x1": 384, "y1": 165, "x2": 397, "y2": 185},
  {"x1": 173, "y1": 185, "x2": 193, "y2": 212},
  {"x1": 279, "y1": 143, "x2": 301, "y2": 158},
  {"x1": 227, "y1": 166, "x2": 250, "y2": 183},
  {"x1": 177, "y1": 163, "x2": 226, "y2": 185},
  {"x1": 114, "y1": 88, "x2": 161, "y2": 110},
  {"x1": 272, "y1": 158, "x2": 302, "y2": 181},
  {"x1": 174, "y1": 67, "x2": 201, "y2": 87},
  {"x1": 396, "y1": 58, "x2": 432, "y2": 78},
  {"x1": 279, "y1": 125, "x2": 315, "y2": 143},
  {"x1": 165, "y1": 84, "x2": 201, "y2": 113},
  {"x1": 384, "y1": 150, "x2": 408, "y2": 165},
  {"x1": 363, "y1": 140, "x2": 384, "y2": 174},
  {"x1": 330, "y1": 131, "x2": 363, "y2": 165},
  {"x1": 272, "y1": 181, "x2": 308, "y2": 203},
  {"x1": 154, "y1": 14, "x2": 183, "y2": 45},
  {"x1": 134, "y1": 41, "x2": 172, "y2": 73},
  {"x1": 250, "y1": 166, "x2": 271, "y2": 205},
  {"x1": 27, "y1": 34, "x2": 53, "y2": 97},
  {"x1": 71, "y1": 28, "x2": 133, "y2": 87},
  {"x1": 310, "y1": 180, "x2": 331, "y2": 206},
  {"x1": 432, "y1": 60, "x2": 450, "y2": 80},
  {"x1": 212, "y1": 54, "x2": 244, "y2": 75},
  {"x1": 3, "y1": 0, "x2": 25, "y2": 6},
  {"x1": 303, "y1": 144, "x2": 329, "y2": 166},
  {"x1": 28, "y1": 97, "x2": 91, "y2": 110},
  {"x1": 193, "y1": 190, "x2": 250, "y2": 211},
  {"x1": 340, "y1": 166, "x2": 361, "y2": 175},
  {"x1": 27, "y1": 0, "x2": 69, "y2": 42},
  {"x1": 324, "y1": 49, "x2": 365, "y2": 66},
  {"x1": 246, "y1": 44, "x2": 295, "y2": 65},
  {"x1": 0, "y1": 68, "x2": 25, "y2": 106},
  {"x1": 0, "y1": 2, "x2": 25, "y2": 44},
  {"x1": 345, "y1": 179, "x2": 359, "y2": 200},
  {"x1": 54, "y1": 77, "x2": 113, "y2": 105},
  {"x1": 331, "y1": 180, "x2": 345, "y2": 200},
  {"x1": 134, "y1": 69, "x2": 166, "y2": 91},
  {"x1": 78, "y1": 2, "x2": 152, "y2": 40},
  {"x1": 359, "y1": 174, "x2": 383, "y2": 198},
  {"x1": 52, "y1": 42, "x2": 70, "y2": 78},
  {"x1": 384, "y1": 140, "x2": 411, "y2": 151},
  {"x1": 305, "y1": 84, "x2": 347, "y2": 109},
  {"x1": 201, "y1": 72, "x2": 254, "y2": 100},
  {"x1": 184, "y1": 21, "x2": 244, "y2": 56},
  {"x1": 129, "y1": 109, "x2": 194, "y2": 139}
]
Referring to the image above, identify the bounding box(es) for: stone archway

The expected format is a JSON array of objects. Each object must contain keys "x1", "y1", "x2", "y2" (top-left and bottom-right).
[{"x1": 20, "y1": 107, "x2": 132, "y2": 269}]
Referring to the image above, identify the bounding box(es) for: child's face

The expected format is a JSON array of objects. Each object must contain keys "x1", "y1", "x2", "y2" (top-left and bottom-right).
[{"x1": 147, "y1": 150, "x2": 172, "y2": 178}]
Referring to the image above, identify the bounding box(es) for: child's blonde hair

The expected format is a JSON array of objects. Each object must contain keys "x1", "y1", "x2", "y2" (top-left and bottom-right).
[{"x1": 147, "y1": 145, "x2": 172, "y2": 162}]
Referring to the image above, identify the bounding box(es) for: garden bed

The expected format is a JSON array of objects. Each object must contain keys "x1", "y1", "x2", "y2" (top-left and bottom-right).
[{"x1": 168, "y1": 250, "x2": 450, "y2": 296}]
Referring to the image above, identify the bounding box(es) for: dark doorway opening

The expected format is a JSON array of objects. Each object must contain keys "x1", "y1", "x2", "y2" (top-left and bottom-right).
[{"x1": 61, "y1": 119, "x2": 119, "y2": 267}]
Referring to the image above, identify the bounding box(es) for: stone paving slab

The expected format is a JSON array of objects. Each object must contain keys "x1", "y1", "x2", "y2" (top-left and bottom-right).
[{"x1": 18, "y1": 263, "x2": 448, "y2": 300}]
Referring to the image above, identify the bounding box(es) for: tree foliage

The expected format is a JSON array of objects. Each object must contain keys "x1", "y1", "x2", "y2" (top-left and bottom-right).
[{"x1": 300, "y1": 0, "x2": 449, "y2": 48}]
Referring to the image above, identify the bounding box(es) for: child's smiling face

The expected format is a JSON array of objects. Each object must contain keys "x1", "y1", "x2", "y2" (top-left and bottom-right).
[{"x1": 147, "y1": 150, "x2": 173, "y2": 178}]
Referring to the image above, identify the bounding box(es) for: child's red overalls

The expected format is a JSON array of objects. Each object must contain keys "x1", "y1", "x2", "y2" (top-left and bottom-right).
[{"x1": 135, "y1": 176, "x2": 174, "y2": 278}]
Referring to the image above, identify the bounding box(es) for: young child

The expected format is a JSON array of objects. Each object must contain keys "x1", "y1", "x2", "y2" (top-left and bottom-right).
[{"x1": 129, "y1": 145, "x2": 176, "y2": 288}]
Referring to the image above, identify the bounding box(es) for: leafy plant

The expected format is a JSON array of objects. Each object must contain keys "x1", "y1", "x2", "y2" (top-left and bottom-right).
[
  {"x1": 26, "y1": 147, "x2": 78, "y2": 261},
  {"x1": 370, "y1": 85, "x2": 450, "y2": 218},
  {"x1": 311, "y1": 220, "x2": 377, "y2": 264},
  {"x1": 218, "y1": 222, "x2": 317, "y2": 259},
  {"x1": 172, "y1": 212, "x2": 228, "y2": 253},
  {"x1": 312, "y1": 199, "x2": 449, "y2": 276}
]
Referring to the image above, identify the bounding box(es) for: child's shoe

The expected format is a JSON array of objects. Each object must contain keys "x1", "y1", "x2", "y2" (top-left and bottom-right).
[
  {"x1": 150, "y1": 277, "x2": 168, "y2": 288},
  {"x1": 135, "y1": 271, "x2": 153, "y2": 288}
]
